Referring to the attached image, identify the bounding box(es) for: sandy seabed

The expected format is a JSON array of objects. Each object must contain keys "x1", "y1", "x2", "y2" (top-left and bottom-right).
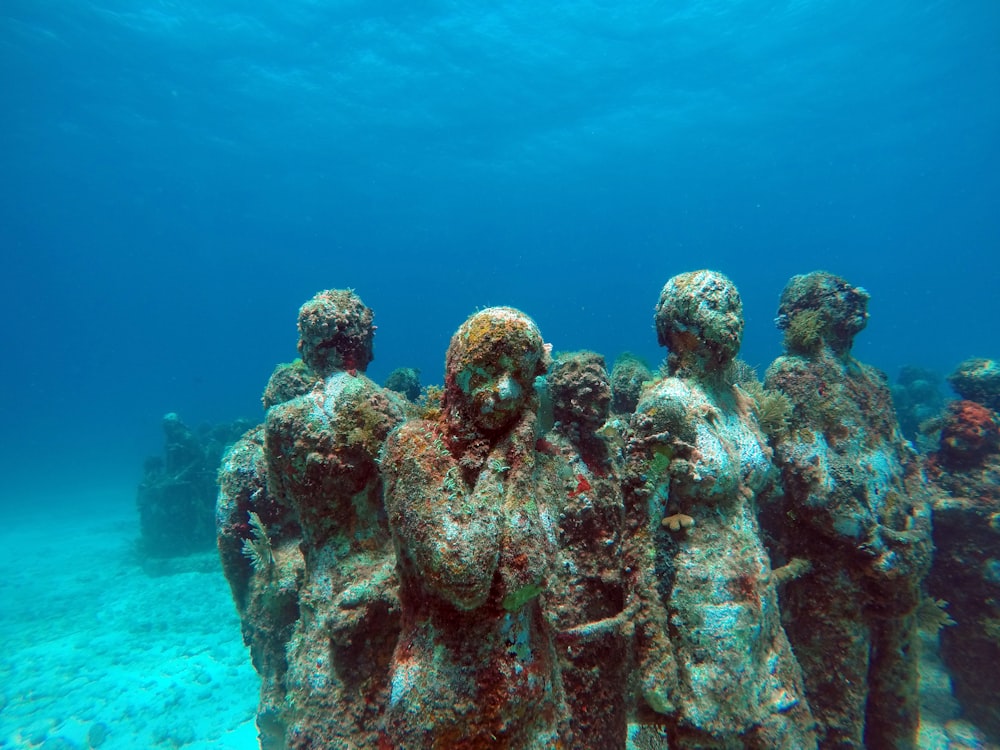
[
  {"x1": 0, "y1": 487, "x2": 994, "y2": 750},
  {"x1": 0, "y1": 488, "x2": 258, "y2": 750}
]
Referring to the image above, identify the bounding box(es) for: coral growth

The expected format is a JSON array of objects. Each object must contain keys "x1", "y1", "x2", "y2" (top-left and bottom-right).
[
  {"x1": 610, "y1": 352, "x2": 653, "y2": 415},
  {"x1": 261, "y1": 359, "x2": 317, "y2": 409},
  {"x1": 914, "y1": 597, "x2": 956, "y2": 635},
  {"x1": 660, "y1": 512, "x2": 694, "y2": 532},
  {"x1": 782, "y1": 308, "x2": 824, "y2": 354},
  {"x1": 773, "y1": 271, "x2": 869, "y2": 357},
  {"x1": 241, "y1": 511, "x2": 275, "y2": 572},
  {"x1": 549, "y1": 351, "x2": 611, "y2": 433},
  {"x1": 933, "y1": 399, "x2": 1000, "y2": 469},
  {"x1": 739, "y1": 374, "x2": 793, "y2": 440},
  {"x1": 655, "y1": 270, "x2": 744, "y2": 375},
  {"x1": 296, "y1": 288, "x2": 376, "y2": 377},
  {"x1": 948, "y1": 357, "x2": 1000, "y2": 412},
  {"x1": 548, "y1": 351, "x2": 613, "y2": 471}
]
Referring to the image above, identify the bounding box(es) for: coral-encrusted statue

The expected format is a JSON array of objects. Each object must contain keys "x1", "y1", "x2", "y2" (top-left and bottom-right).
[
  {"x1": 264, "y1": 289, "x2": 409, "y2": 749},
  {"x1": 763, "y1": 271, "x2": 933, "y2": 750},
  {"x1": 626, "y1": 270, "x2": 817, "y2": 748},
  {"x1": 380, "y1": 307, "x2": 568, "y2": 749},
  {"x1": 140, "y1": 412, "x2": 252, "y2": 558},
  {"x1": 220, "y1": 289, "x2": 410, "y2": 749},
  {"x1": 217, "y1": 358, "x2": 316, "y2": 749},
  {"x1": 926, "y1": 374, "x2": 1000, "y2": 741},
  {"x1": 610, "y1": 352, "x2": 653, "y2": 416},
  {"x1": 537, "y1": 351, "x2": 628, "y2": 746},
  {"x1": 933, "y1": 399, "x2": 1000, "y2": 469},
  {"x1": 947, "y1": 357, "x2": 1000, "y2": 413},
  {"x1": 217, "y1": 421, "x2": 304, "y2": 750}
]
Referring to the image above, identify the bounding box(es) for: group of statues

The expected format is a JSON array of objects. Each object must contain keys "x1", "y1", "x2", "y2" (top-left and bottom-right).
[{"x1": 216, "y1": 271, "x2": 934, "y2": 749}]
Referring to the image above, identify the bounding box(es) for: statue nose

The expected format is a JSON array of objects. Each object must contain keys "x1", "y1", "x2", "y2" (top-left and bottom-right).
[{"x1": 496, "y1": 374, "x2": 521, "y2": 402}]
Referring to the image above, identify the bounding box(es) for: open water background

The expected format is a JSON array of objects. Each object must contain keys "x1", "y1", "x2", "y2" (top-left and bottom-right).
[{"x1": 2, "y1": 0, "x2": 998, "y2": 505}]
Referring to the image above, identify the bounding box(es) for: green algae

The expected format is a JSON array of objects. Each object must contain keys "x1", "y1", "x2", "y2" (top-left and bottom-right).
[{"x1": 502, "y1": 582, "x2": 543, "y2": 612}]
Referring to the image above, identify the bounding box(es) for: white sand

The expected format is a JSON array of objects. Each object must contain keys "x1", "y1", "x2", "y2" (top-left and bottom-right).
[{"x1": 0, "y1": 492, "x2": 259, "y2": 750}]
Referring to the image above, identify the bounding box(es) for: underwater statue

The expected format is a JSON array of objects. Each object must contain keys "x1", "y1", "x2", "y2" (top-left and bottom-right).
[
  {"x1": 537, "y1": 351, "x2": 629, "y2": 746},
  {"x1": 217, "y1": 420, "x2": 304, "y2": 750},
  {"x1": 220, "y1": 289, "x2": 409, "y2": 749},
  {"x1": 925, "y1": 363, "x2": 1000, "y2": 741},
  {"x1": 216, "y1": 359, "x2": 319, "y2": 747},
  {"x1": 217, "y1": 276, "x2": 954, "y2": 750},
  {"x1": 139, "y1": 412, "x2": 251, "y2": 558},
  {"x1": 380, "y1": 307, "x2": 570, "y2": 749},
  {"x1": 610, "y1": 352, "x2": 654, "y2": 417},
  {"x1": 625, "y1": 270, "x2": 817, "y2": 749},
  {"x1": 762, "y1": 271, "x2": 933, "y2": 750}
]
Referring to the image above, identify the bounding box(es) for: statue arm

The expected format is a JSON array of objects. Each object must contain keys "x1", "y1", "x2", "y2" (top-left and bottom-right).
[{"x1": 385, "y1": 423, "x2": 501, "y2": 610}]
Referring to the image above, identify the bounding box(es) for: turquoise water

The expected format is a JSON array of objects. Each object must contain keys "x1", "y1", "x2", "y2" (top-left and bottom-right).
[
  {"x1": 2, "y1": 1, "x2": 997, "y2": 497},
  {"x1": 1, "y1": 2, "x2": 998, "y2": 747}
]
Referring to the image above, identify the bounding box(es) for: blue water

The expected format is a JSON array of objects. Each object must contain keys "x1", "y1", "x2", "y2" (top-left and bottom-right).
[{"x1": 2, "y1": 1, "x2": 998, "y2": 501}]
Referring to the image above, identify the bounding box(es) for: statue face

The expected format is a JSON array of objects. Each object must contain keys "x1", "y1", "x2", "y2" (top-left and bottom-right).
[
  {"x1": 458, "y1": 354, "x2": 534, "y2": 432},
  {"x1": 445, "y1": 307, "x2": 547, "y2": 434}
]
